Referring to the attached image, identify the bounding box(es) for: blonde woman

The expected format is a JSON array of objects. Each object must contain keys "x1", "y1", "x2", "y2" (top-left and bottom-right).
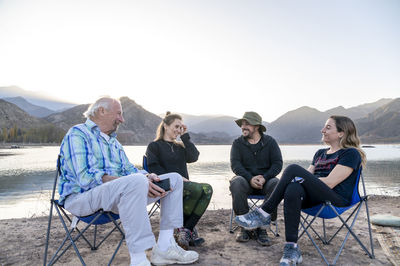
[
  {"x1": 235, "y1": 115, "x2": 366, "y2": 265},
  {"x1": 146, "y1": 112, "x2": 213, "y2": 250}
]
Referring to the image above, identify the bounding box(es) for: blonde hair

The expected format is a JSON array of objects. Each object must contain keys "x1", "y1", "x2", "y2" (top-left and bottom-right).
[
  {"x1": 155, "y1": 112, "x2": 184, "y2": 146},
  {"x1": 330, "y1": 115, "x2": 366, "y2": 167}
]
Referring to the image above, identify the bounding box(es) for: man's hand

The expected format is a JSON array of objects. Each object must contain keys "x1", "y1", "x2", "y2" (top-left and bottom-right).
[
  {"x1": 146, "y1": 173, "x2": 167, "y2": 198},
  {"x1": 250, "y1": 175, "x2": 265, "y2": 189}
]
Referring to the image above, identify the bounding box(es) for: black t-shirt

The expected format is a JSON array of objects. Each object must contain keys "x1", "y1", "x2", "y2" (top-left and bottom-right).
[{"x1": 312, "y1": 148, "x2": 361, "y2": 203}]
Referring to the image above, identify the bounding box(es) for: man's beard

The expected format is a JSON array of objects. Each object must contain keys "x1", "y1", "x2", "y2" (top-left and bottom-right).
[{"x1": 243, "y1": 129, "x2": 252, "y2": 139}]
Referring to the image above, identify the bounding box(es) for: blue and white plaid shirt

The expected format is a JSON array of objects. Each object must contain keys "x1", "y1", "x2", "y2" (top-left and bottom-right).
[{"x1": 58, "y1": 119, "x2": 140, "y2": 204}]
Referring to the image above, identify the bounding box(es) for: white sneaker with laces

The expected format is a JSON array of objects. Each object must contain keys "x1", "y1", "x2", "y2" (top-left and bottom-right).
[{"x1": 150, "y1": 238, "x2": 199, "y2": 265}]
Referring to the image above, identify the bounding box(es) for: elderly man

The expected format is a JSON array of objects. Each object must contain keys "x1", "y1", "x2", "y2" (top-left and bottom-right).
[
  {"x1": 58, "y1": 97, "x2": 198, "y2": 266},
  {"x1": 229, "y1": 111, "x2": 283, "y2": 246}
]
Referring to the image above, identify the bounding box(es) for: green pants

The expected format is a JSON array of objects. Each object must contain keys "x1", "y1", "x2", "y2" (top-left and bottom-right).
[{"x1": 182, "y1": 181, "x2": 213, "y2": 231}]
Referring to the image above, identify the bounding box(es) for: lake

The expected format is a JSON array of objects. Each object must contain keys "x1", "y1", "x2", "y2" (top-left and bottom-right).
[{"x1": 0, "y1": 144, "x2": 399, "y2": 219}]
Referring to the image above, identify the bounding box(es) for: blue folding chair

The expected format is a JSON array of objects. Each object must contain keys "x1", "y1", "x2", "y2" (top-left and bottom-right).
[
  {"x1": 143, "y1": 155, "x2": 161, "y2": 217},
  {"x1": 229, "y1": 194, "x2": 279, "y2": 236},
  {"x1": 43, "y1": 156, "x2": 125, "y2": 266},
  {"x1": 298, "y1": 168, "x2": 375, "y2": 265}
]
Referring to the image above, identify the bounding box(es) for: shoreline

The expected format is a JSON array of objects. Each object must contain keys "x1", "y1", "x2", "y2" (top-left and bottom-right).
[{"x1": 1, "y1": 195, "x2": 399, "y2": 265}]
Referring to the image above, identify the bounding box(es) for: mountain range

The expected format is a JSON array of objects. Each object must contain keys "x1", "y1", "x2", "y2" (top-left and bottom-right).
[
  {"x1": 0, "y1": 86, "x2": 75, "y2": 111},
  {"x1": 0, "y1": 86, "x2": 399, "y2": 144}
]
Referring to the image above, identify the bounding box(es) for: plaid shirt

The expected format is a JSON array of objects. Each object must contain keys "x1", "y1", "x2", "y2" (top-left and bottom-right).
[{"x1": 58, "y1": 119, "x2": 140, "y2": 204}]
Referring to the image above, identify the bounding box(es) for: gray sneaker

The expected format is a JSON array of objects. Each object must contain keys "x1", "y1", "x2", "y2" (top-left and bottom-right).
[
  {"x1": 279, "y1": 243, "x2": 303, "y2": 265},
  {"x1": 150, "y1": 238, "x2": 199, "y2": 265},
  {"x1": 235, "y1": 208, "x2": 271, "y2": 230}
]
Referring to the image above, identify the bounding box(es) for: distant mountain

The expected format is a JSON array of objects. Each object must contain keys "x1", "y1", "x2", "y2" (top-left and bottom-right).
[
  {"x1": 0, "y1": 99, "x2": 50, "y2": 128},
  {"x1": 268, "y1": 98, "x2": 395, "y2": 144},
  {"x1": 189, "y1": 116, "x2": 242, "y2": 136},
  {"x1": 44, "y1": 104, "x2": 89, "y2": 131},
  {"x1": 356, "y1": 98, "x2": 400, "y2": 143},
  {"x1": 117, "y1": 97, "x2": 162, "y2": 144},
  {"x1": 346, "y1": 98, "x2": 393, "y2": 119},
  {"x1": 0, "y1": 86, "x2": 76, "y2": 111},
  {"x1": 181, "y1": 114, "x2": 268, "y2": 137},
  {"x1": 3, "y1": 97, "x2": 55, "y2": 117},
  {"x1": 188, "y1": 131, "x2": 235, "y2": 144},
  {"x1": 0, "y1": 99, "x2": 65, "y2": 143},
  {"x1": 267, "y1": 106, "x2": 326, "y2": 143},
  {"x1": 180, "y1": 114, "x2": 218, "y2": 127}
]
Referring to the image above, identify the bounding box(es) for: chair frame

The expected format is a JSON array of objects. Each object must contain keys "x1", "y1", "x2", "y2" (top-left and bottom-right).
[
  {"x1": 229, "y1": 194, "x2": 279, "y2": 237},
  {"x1": 298, "y1": 168, "x2": 375, "y2": 265},
  {"x1": 142, "y1": 155, "x2": 161, "y2": 217},
  {"x1": 43, "y1": 156, "x2": 125, "y2": 266}
]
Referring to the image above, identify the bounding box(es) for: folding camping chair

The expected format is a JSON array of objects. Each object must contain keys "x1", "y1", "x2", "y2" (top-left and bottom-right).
[
  {"x1": 229, "y1": 194, "x2": 279, "y2": 237},
  {"x1": 43, "y1": 156, "x2": 125, "y2": 266},
  {"x1": 143, "y1": 155, "x2": 161, "y2": 217},
  {"x1": 298, "y1": 168, "x2": 375, "y2": 265}
]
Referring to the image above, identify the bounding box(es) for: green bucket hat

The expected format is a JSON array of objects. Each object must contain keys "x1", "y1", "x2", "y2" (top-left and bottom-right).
[{"x1": 235, "y1": 111, "x2": 266, "y2": 132}]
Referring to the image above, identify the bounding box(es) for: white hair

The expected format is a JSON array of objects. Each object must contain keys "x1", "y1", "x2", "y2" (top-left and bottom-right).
[{"x1": 83, "y1": 97, "x2": 120, "y2": 118}]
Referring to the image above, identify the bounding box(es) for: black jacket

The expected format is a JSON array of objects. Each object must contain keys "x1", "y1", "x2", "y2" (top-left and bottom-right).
[
  {"x1": 145, "y1": 133, "x2": 199, "y2": 179},
  {"x1": 230, "y1": 134, "x2": 283, "y2": 182}
]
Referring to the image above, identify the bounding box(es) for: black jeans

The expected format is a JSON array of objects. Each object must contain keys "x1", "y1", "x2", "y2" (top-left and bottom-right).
[
  {"x1": 261, "y1": 164, "x2": 349, "y2": 242},
  {"x1": 229, "y1": 175, "x2": 279, "y2": 218}
]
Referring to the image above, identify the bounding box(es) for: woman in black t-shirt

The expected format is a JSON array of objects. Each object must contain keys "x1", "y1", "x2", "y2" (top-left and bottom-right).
[
  {"x1": 146, "y1": 112, "x2": 213, "y2": 250},
  {"x1": 235, "y1": 115, "x2": 366, "y2": 265}
]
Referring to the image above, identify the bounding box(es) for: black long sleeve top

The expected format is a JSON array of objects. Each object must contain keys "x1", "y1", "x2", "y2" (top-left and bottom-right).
[
  {"x1": 230, "y1": 134, "x2": 283, "y2": 183},
  {"x1": 145, "y1": 133, "x2": 199, "y2": 179}
]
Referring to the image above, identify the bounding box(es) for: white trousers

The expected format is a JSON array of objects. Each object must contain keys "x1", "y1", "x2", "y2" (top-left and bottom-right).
[{"x1": 64, "y1": 172, "x2": 183, "y2": 253}]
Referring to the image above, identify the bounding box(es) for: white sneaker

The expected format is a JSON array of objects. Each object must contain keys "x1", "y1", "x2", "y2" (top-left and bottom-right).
[
  {"x1": 132, "y1": 259, "x2": 151, "y2": 266},
  {"x1": 150, "y1": 238, "x2": 199, "y2": 265}
]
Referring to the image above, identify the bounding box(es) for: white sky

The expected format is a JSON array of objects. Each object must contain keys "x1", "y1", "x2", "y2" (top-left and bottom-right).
[{"x1": 0, "y1": 0, "x2": 399, "y2": 122}]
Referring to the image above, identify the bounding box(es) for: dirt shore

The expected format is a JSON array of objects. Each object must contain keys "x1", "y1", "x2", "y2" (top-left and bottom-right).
[{"x1": 0, "y1": 195, "x2": 399, "y2": 265}]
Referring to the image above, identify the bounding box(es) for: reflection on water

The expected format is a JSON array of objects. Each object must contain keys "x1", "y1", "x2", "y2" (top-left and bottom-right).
[{"x1": 0, "y1": 144, "x2": 399, "y2": 219}]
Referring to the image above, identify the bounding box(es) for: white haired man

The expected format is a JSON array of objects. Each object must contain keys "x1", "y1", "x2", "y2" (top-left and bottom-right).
[{"x1": 58, "y1": 97, "x2": 198, "y2": 266}]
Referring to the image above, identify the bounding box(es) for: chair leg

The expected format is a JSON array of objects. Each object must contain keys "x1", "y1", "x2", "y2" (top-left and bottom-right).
[
  {"x1": 43, "y1": 200, "x2": 55, "y2": 266},
  {"x1": 93, "y1": 225, "x2": 98, "y2": 250},
  {"x1": 229, "y1": 208, "x2": 237, "y2": 233},
  {"x1": 270, "y1": 220, "x2": 279, "y2": 237},
  {"x1": 51, "y1": 206, "x2": 86, "y2": 265},
  {"x1": 364, "y1": 199, "x2": 375, "y2": 258}
]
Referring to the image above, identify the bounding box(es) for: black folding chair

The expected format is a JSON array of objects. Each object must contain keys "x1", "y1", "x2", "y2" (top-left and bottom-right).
[
  {"x1": 298, "y1": 167, "x2": 375, "y2": 265},
  {"x1": 229, "y1": 194, "x2": 279, "y2": 236},
  {"x1": 143, "y1": 155, "x2": 161, "y2": 217},
  {"x1": 43, "y1": 156, "x2": 125, "y2": 266}
]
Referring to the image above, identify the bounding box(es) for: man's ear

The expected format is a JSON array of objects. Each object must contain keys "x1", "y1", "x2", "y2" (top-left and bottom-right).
[{"x1": 98, "y1": 107, "x2": 105, "y2": 116}]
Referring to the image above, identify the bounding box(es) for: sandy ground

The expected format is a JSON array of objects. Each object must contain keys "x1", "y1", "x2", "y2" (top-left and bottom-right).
[{"x1": 1, "y1": 195, "x2": 399, "y2": 266}]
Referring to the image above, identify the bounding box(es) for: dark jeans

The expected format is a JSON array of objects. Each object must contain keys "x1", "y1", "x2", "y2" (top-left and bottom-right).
[
  {"x1": 261, "y1": 164, "x2": 349, "y2": 243},
  {"x1": 229, "y1": 175, "x2": 279, "y2": 219}
]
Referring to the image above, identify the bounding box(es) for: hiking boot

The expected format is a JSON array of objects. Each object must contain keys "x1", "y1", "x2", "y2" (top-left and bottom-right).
[
  {"x1": 235, "y1": 227, "x2": 250, "y2": 242},
  {"x1": 175, "y1": 227, "x2": 191, "y2": 250},
  {"x1": 256, "y1": 228, "x2": 271, "y2": 246},
  {"x1": 189, "y1": 227, "x2": 205, "y2": 246},
  {"x1": 235, "y1": 208, "x2": 271, "y2": 230},
  {"x1": 150, "y1": 238, "x2": 199, "y2": 265},
  {"x1": 279, "y1": 243, "x2": 303, "y2": 265},
  {"x1": 270, "y1": 208, "x2": 278, "y2": 222}
]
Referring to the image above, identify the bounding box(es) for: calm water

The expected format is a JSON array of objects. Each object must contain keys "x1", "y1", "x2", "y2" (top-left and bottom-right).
[{"x1": 0, "y1": 145, "x2": 399, "y2": 219}]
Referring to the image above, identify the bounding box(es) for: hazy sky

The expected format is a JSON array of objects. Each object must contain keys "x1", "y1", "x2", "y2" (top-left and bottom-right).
[{"x1": 0, "y1": 0, "x2": 399, "y2": 122}]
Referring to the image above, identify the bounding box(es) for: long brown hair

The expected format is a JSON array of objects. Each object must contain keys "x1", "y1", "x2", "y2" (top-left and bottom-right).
[
  {"x1": 155, "y1": 112, "x2": 184, "y2": 146},
  {"x1": 330, "y1": 115, "x2": 366, "y2": 167}
]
